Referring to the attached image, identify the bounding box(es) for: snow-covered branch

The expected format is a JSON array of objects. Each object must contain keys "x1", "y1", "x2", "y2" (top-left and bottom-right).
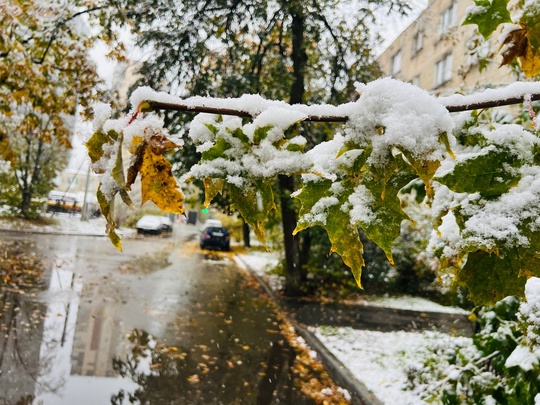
[{"x1": 133, "y1": 82, "x2": 540, "y2": 122}]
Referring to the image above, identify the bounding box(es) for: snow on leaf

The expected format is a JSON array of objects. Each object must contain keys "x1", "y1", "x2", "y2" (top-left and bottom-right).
[
  {"x1": 436, "y1": 146, "x2": 522, "y2": 198},
  {"x1": 500, "y1": 27, "x2": 528, "y2": 67},
  {"x1": 462, "y1": 0, "x2": 511, "y2": 39},
  {"x1": 86, "y1": 129, "x2": 117, "y2": 174},
  {"x1": 357, "y1": 156, "x2": 416, "y2": 263}
]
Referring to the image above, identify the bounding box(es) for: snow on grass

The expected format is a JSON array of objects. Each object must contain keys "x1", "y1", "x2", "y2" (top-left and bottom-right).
[
  {"x1": 234, "y1": 250, "x2": 284, "y2": 292},
  {"x1": 311, "y1": 326, "x2": 470, "y2": 405},
  {"x1": 358, "y1": 295, "x2": 469, "y2": 314}
]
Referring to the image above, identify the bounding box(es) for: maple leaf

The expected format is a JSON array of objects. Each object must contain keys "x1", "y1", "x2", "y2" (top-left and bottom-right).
[
  {"x1": 228, "y1": 180, "x2": 276, "y2": 247},
  {"x1": 520, "y1": 42, "x2": 540, "y2": 77},
  {"x1": 139, "y1": 144, "x2": 185, "y2": 214},
  {"x1": 294, "y1": 178, "x2": 365, "y2": 286},
  {"x1": 126, "y1": 133, "x2": 184, "y2": 214},
  {"x1": 458, "y1": 249, "x2": 526, "y2": 306},
  {"x1": 203, "y1": 178, "x2": 224, "y2": 207},
  {"x1": 462, "y1": 0, "x2": 511, "y2": 39},
  {"x1": 499, "y1": 25, "x2": 540, "y2": 77}
]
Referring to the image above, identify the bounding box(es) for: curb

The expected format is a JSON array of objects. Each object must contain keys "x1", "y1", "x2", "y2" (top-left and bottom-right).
[{"x1": 234, "y1": 255, "x2": 382, "y2": 405}]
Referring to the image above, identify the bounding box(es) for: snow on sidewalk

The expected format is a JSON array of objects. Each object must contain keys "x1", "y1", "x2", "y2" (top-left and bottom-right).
[{"x1": 236, "y1": 249, "x2": 472, "y2": 404}]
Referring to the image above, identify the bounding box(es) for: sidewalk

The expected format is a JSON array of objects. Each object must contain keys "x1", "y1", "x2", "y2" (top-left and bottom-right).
[{"x1": 234, "y1": 250, "x2": 474, "y2": 405}]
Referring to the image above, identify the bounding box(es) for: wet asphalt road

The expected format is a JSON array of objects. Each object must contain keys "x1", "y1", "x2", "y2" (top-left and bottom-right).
[{"x1": 0, "y1": 224, "x2": 316, "y2": 405}]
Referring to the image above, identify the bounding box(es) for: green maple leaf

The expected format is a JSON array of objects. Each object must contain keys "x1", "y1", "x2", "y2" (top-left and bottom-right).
[
  {"x1": 201, "y1": 137, "x2": 231, "y2": 161},
  {"x1": 463, "y1": 0, "x2": 511, "y2": 39},
  {"x1": 229, "y1": 180, "x2": 276, "y2": 247},
  {"x1": 436, "y1": 147, "x2": 522, "y2": 198},
  {"x1": 459, "y1": 249, "x2": 526, "y2": 306},
  {"x1": 96, "y1": 187, "x2": 122, "y2": 251},
  {"x1": 358, "y1": 155, "x2": 416, "y2": 263},
  {"x1": 294, "y1": 179, "x2": 365, "y2": 286},
  {"x1": 459, "y1": 228, "x2": 540, "y2": 306}
]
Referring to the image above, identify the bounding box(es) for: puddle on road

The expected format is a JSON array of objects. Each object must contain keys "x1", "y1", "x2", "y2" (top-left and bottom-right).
[{"x1": 0, "y1": 233, "x2": 326, "y2": 405}]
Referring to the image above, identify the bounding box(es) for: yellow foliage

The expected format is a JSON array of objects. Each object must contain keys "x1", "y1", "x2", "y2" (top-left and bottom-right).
[{"x1": 139, "y1": 143, "x2": 185, "y2": 215}]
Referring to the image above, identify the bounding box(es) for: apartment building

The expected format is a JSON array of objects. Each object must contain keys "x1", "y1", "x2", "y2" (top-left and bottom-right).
[{"x1": 377, "y1": 0, "x2": 517, "y2": 95}]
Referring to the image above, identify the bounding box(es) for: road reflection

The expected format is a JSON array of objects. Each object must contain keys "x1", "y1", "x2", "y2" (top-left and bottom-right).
[{"x1": 0, "y1": 227, "x2": 317, "y2": 404}]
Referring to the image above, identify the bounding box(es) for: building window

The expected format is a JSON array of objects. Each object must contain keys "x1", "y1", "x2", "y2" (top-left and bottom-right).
[
  {"x1": 412, "y1": 31, "x2": 423, "y2": 55},
  {"x1": 391, "y1": 50, "x2": 402, "y2": 75},
  {"x1": 435, "y1": 53, "x2": 453, "y2": 86},
  {"x1": 411, "y1": 75, "x2": 421, "y2": 87},
  {"x1": 439, "y1": 2, "x2": 457, "y2": 35}
]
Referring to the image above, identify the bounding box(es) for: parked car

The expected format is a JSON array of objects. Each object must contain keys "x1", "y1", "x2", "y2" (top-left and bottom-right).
[
  {"x1": 200, "y1": 226, "x2": 230, "y2": 251},
  {"x1": 136, "y1": 215, "x2": 173, "y2": 235}
]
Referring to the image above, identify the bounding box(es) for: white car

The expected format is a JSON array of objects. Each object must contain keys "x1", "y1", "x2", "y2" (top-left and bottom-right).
[
  {"x1": 201, "y1": 219, "x2": 223, "y2": 231},
  {"x1": 136, "y1": 215, "x2": 173, "y2": 235}
]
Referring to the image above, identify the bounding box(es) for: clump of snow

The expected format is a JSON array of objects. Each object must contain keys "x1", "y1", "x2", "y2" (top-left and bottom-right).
[
  {"x1": 92, "y1": 103, "x2": 112, "y2": 131},
  {"x1": 348, "y1": 185, "x2": 376, "y2": 226},
  {"x1": 520, "y1": 277, "x2": 540, "y2": 347},
  {"x1": 243, "y1": 107, "x2": 307, "y2": 142},
  {"x1": 459, "y1": 165, "x2": 540, "y2": 250},
  {"x1": 186, "y1": 108, "x2": 312, "y2": 184},
  {"x1": 304, "y1": 134, "x2": 344, "y2": 182},
  {"x1": 347, "y1": 78, "x2": 454, "y2": 166},
  {"x1": 299, "y1": 196, "x2": 339, "y2": 225},
  {"x1": 525, "y1": 277, "x2": 540, "y2": 305},
  {"x1": 320, "y1": 387, "x2": 333, "y2": 396},
  {"x1": 505, "y1": 345, "x2": 539, "y2": 371}
]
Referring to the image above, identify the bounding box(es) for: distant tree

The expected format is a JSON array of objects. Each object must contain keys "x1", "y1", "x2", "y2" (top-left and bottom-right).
[
  {"x1": 0, "y1": 1, "x2": 128, "y2": 218},
  {"x1": 0, "y1": 104, "x2": 69, "y2": 218}
]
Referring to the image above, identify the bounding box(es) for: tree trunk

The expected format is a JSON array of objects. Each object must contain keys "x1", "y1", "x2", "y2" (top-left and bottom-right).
[
  {"x1": 18, "y1": 137, "x2": 44, "y2": 219},
  {"x1": 279, "y1": 174, "x2": 302, "y2": 295},
  {"x1": 242, "y1": 219, "x2": 251, "y2": 248},
  {"x1": 281, "y1": 4, "x2": 308, "y2": 296}
]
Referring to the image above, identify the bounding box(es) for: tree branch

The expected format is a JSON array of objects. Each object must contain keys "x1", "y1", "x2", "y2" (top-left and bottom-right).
[
  {"x1": 33, "y1": 6, "x2": 108, "y2": 64},
  {"x1": 141, "y1": 87, "x2": 540, "y2": 123}
]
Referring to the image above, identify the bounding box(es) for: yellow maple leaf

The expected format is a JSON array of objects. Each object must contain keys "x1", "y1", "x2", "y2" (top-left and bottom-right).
[
  {"x1": 520, "y1": 43, "x2": 540, "y2": 77},
  {"x1": 203, "y1": 178, "x2": 224, "y2": 207},
  {"x1": 140, "y1": 145, "x2": 185, "y2": 214},
  {"x1": 498, "y1": 24, "x2": 540, "y2": 77}
]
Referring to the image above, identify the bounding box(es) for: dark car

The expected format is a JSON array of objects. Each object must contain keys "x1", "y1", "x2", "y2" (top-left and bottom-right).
[{"x1": 200, "y1": 226, "x2": 230, "y2": 251}]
